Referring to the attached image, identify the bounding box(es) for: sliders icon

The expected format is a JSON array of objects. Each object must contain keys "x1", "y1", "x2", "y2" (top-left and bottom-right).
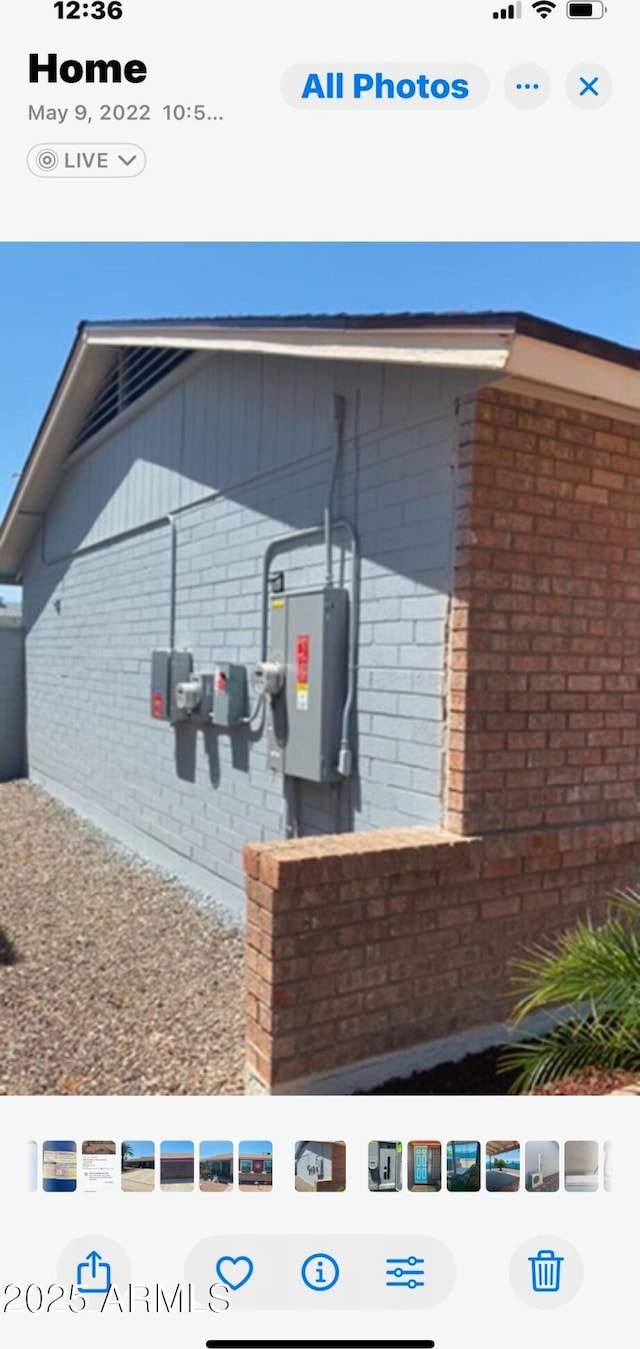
[{"x1": 386, "y1": 1255, "x2": 425, "y2": 1289}]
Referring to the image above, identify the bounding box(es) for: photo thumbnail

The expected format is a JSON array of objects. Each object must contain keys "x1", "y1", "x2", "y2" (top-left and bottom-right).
[{"x1": 1, "y1": 242, "x2": 639, "y2": 1101}]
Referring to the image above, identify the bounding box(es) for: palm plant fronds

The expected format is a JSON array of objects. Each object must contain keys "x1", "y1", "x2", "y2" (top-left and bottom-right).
[
  {"x1": 500, "y1": 1013, "x2": 640, "y2": 1094},
  {"x1": 501, "y1": 888, "x2": 640, "y2": 1093}
]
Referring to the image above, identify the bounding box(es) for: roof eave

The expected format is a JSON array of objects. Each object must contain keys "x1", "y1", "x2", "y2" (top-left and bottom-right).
[
  {"x1": 505, "y1": 333, "x2": 640, "y2": 415},
  {"x1": 1, "y1": 316, "x2": 639, "y2": 583},
  {"x1": 82, "y1": 320, "x2": 515, "y2": 371}
]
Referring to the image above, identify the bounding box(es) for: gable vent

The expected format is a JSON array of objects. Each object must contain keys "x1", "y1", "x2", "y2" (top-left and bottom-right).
[{"x1": 70, "y1": 346, "x2": 190, "y2": 451}]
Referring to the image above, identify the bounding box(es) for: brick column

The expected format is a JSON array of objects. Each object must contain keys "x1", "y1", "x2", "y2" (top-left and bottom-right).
[{"x1": 446, "y1": 388, "x2": 640, "y2": 835}]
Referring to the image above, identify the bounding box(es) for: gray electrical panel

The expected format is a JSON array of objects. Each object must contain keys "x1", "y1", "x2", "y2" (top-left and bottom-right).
[
  {"x1": 150, "y1": 648, "x2": 193, "y2": 723},
  {"x1": 168, "y1": 650, "x2": 193, "y2": 722},
  {"x1": 368, "y1": 1141, "x2": 403, "y2": 1192},
  {"x1": 212, "y1": 663, "x2": 247, "y2": 727},
  {"x1": 151, "y1": 649, "x2": 171, "y2": 721},
  {"x1": 267, "y1": 586, "x2": 348, "y2": 782}
]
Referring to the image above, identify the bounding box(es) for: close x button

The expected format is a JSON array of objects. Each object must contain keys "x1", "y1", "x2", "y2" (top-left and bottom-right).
[{"x1": 565, "y1": 64, "x2": 613, "y2": 108}]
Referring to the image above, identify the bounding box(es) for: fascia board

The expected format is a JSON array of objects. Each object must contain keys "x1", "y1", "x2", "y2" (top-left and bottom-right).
[
  {"x1": 83, "y1": 324, "x2": 514, "y2": 371},
  {"x1": 0, "y1": 337, "x2": 112, "y2": 577},
  {"x1": 507, "y1": 334, "x2": 640, "y2": 415}
]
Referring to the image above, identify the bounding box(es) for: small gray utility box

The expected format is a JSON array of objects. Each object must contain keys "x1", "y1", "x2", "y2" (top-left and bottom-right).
[
  {"x1": 212, "y1": 662, "x2": 247, "y2": 727},
  {"x1": 150, "y1": 648, "x2": 193, "y2": 723},
  {"x1": 267, "y1": 586, "x2": 348, "y2": 782}
]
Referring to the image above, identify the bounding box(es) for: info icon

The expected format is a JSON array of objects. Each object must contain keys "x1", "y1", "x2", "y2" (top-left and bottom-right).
[
  {"x1": 301, "y1": 1253, "x2": 340, "y2": 1292},
  {"x1": 505, "y1": 63, "x2": 551, "y2": 109}
]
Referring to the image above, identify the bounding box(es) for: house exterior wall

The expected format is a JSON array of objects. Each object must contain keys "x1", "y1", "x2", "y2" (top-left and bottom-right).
[
  {"x1": 295, "y1": 1140, "x2": 346, "y2": 1190},
  {"x1": 0, "y1": 624, "x2": 25, "y2": 781},
  {"x1": 296, "y1": 1142, "x2": 334, "y2": 1184},
  {"x1": 243, "y1": 387, "x2": 640, "y2": 1093},
  {"x1": 22, "y1": 350, "x2": 486, "y2": 910},
  {"x1": 322, "y1": 1142, "x2": 347, "y2": 1192},
  {"x1": 160, "y1": 1157, "x2": 194, "y2": 1181}
]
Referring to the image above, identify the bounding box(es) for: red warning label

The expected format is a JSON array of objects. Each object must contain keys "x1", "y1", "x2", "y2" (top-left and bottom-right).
[
  {"x1": 296, "y1": 634, "x2": 310, "y2": 686},
  {"x1": 296, "y1": 634, "x2": 310, "y2": 710}
]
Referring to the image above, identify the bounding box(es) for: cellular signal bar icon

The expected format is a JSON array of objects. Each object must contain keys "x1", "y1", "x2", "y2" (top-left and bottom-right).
[{"x1": 493, "y1": 2, "x2": 522, "y2": 15}]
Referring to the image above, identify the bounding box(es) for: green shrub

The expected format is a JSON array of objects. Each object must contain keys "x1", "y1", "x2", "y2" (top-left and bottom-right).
[{"x1": 500, "y1": 889, "x2": 640, "y2": 1093}]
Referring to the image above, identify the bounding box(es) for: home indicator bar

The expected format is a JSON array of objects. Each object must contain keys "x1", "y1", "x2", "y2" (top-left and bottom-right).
[{"x1": 207, "y1": 1342, "x2": 436, "y2": 1348}]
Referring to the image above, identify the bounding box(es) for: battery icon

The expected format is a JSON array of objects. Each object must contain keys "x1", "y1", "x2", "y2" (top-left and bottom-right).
[{"x1": 567, "y1": 2, "x2": 607, "y2": 15}]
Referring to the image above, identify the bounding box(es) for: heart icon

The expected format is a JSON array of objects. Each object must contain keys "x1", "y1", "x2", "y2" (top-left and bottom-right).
[{"x1": 215, "y1": 1255, "x2": 254, "y2": 1291}]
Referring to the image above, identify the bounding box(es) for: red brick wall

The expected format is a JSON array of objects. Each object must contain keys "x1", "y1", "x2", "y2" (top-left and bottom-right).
[
  {"x1": 446, "y1": 388, "x2": 640, "y2": 835},
  {"x1": 243, "y1": 385, "x2": 640, "y2": 1092},
  {"x1": 244, "y1": 823, "x2": 640, "y2": 1090},
  {"x1": 318, "y1": 1143, "x2": 346, "y2": 1191}
]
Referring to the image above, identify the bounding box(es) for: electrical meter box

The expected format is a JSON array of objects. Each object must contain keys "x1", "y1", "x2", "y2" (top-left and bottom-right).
[
  {"x1": 197, "y1": 672, "x2": 215, "y2": 722},
  {"x1": 368, "y1": 1141, "x2": 403, "y2": 1192},
  {"x1": 150, "y1": 649, "x2": 193, "y2": 723},
  {"x1": 267, "y1": 586, "x2": 348, "y2": 782},
  {"x1": 212, "y1": 663, "x2": 247, "y2": 728}
]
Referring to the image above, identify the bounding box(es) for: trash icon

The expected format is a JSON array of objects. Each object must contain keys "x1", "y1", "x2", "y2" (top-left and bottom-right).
[{"x1": 528, "y1": 1248, "x2": 564, "y2": 1293}]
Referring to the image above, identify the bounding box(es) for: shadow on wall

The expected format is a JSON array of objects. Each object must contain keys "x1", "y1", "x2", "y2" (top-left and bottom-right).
[
  {"x1": 20, "y1": 354, "x2": 472, "y2": 837},
  {"x1": 23, "y1": 355, "x2": 464, "y2": 625},
  {"x1": 172, "y1": 718, "x2": 362, "y2": 833},
  {"x1": 175, "y1": 718, "x2": 264, "y2": 787}
]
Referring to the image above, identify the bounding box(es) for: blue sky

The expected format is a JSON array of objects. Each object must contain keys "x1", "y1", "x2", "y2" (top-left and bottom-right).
[
  {"x1": 160, "y1": 1140, "x2": 194, "y2": 1155},
  {"x1": 487, "y1": 1147, "x2": 520, "y2": 1166},
  {"x1": 122, "y1": 1140, "x2": 154, "y2": 1160},
  {"x1": 200, "y1": 1141, "x2": 233, "y2": 1157},
  {"x1": 1, "y1": 242, "x2": 638, "y2": 600},
  {"x1": 239, "y1": 1141, "x2": 272, "y2": 1154}
]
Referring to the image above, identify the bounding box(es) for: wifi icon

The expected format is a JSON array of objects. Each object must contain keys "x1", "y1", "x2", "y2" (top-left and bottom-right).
[{"x1": 532, "y1": 0, "x2": 556, "y2": 14}]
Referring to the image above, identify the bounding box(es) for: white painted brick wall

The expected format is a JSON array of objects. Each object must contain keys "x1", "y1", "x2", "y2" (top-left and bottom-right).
[{"x1": 22, "y1": 352, "x2": 488, "y2": 904}]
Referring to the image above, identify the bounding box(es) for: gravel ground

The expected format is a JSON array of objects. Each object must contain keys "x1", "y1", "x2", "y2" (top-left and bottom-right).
[{"x1": 0, "y1": 781, "x2": 244, "y2": 1095}]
